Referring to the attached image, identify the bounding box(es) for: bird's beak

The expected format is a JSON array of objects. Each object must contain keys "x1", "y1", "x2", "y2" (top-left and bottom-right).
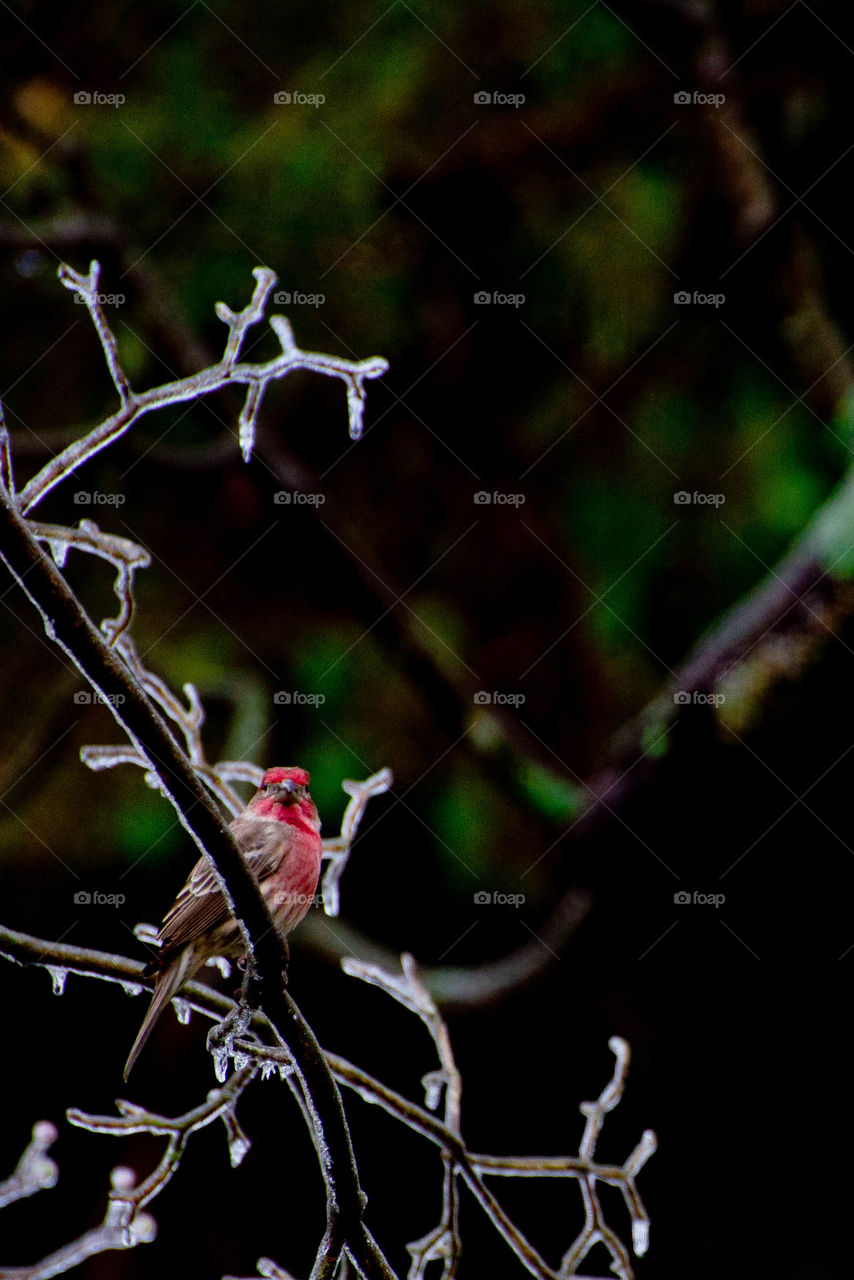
[{"x1": 274, "y1": 779, "x2": 301, "y2": 803}]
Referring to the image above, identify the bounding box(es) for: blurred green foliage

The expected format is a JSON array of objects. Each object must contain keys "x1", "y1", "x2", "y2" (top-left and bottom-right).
[{"x1": 1, "y1": 0, "x2": 852, "y2": 929}]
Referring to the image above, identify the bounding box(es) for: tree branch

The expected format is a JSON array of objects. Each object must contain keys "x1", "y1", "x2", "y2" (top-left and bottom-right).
[{"x1": 0, "y1": 493, "x2": 395, "y2": 1280}]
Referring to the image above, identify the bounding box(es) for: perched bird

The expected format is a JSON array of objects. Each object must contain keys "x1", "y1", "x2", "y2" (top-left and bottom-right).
[{"x1": 124, "y1": 766, "x2": 322, "y2": 1080}]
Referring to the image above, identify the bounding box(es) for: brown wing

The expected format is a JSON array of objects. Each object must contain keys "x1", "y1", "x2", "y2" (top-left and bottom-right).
[{"x1": 154, "y1": 817, "x2": 290, "y2": 963}]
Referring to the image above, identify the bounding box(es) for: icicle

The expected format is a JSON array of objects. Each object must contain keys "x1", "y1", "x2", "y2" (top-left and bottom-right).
[
  {"x1": 47, "y1": 539, "x2": 69, "y2": 568},
  {"x1": 228, "y1": 1130, "x2": 250, "y2": 1167},
  {"x1": 421, "y1": 1070, "x2": 445, "y2": 1111},
  {"x1": 321, "y1": 877, "x2": 341, "y2": 919},
  {"x1": 46, "y1": 966, "x2": 67, "y2": 996},
  {"x1": 172, "y1": 997, "x2": 191, "y2": 1025},
  {"x1": 346, "y1": 379, "x2": 366, "y2": 440},
  {"x1": 238, "y1": 383, "x2": 263, "y2": 462},
  {"x1": 633, "y1": 1219, "x2": 649, "y2": 1256},
  {"x1": 212, "y1": 1046, "x2": 229, "y2": 1083}
]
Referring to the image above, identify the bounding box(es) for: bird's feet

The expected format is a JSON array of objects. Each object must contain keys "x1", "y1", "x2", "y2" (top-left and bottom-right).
[{"x1": 208, "y1": 957, "x2": 261, "y2": 1080}]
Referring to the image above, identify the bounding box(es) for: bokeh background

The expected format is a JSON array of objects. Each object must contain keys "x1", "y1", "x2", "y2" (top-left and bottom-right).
[{"x1": 1, "y1": 2, "x2": 853, "y2": 1276}]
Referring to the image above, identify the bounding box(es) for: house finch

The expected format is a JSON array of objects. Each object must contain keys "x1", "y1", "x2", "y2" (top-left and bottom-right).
[{"x1": 124, "y1": 766, "x2": 322, "y2": 1080}]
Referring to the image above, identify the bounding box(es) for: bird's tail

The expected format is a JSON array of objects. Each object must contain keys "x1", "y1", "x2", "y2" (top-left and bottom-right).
[{"x1": 123, "y1": 947, "x2": 196, "y2": 1080}]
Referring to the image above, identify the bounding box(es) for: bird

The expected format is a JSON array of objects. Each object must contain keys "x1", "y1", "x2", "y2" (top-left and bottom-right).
[{"x1": 123, "y1": 766, "x2": 322, "y2": 1080}]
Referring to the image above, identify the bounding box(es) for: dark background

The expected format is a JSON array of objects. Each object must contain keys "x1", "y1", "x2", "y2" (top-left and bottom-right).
[{"x1": 1, "y1": 2, "x2": 852, "y2": 1277}]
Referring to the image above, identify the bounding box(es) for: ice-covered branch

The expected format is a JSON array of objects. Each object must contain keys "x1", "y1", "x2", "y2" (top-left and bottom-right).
[
  {"x1": 319, "y1": 769, "x2": 393, "y2": 915},
  {"x1": 29, "y1": 520, "x2": 149, "y2": 645},
  {"x1": 0, "y1": 402, "x2": 13, "y2": 496},
  {"x1": 0, "y1": 492, "x2": 395, "y2": 1280},
  {"x1": 342, "y1": 956, "x2": 653, "y2": 1280},
  {"x1": 343, "y1": 954, "x2": 462, "y2": 1279},
  {"x1": 0, "y1": 1158, "x2": 155, "y2": 1280},
  {"x1": 58, "y1": 261, "x2": 132, "y2": 406},
  {"x1": 0, "y1": 254, "x2": 653, "y2": 1280},
  {"x1": 0, "y1": 1123, "x2": 57, "y2": 1211},
  {"x1": 560, "y1": 1037, "x2": 655, "y2": 1272},
  {"x1": 68, "y1": 1064, "x2": 256, "y2": 1218},
  {"x1": 20, "y1": 261, "x2": 388, "y2": 514},
  {"x1": 0, "y1": 927, "x2": 655, "y2": 1280}
]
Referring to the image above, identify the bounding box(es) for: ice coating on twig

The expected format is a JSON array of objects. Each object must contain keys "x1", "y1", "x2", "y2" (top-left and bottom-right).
[
  {"x1": 0, "y1": 1159, "x2": 156, "y2": 1275},
  {"x1": 0, "y1": 1121, "x2": 58, "y2": 1209},
  {"x1": 30, "y1": 520, "x2": 150, "y2": 646},
  {"x1": 342, "y1": 959, "x2": 655, "y2": 1280},
  {"x1": 20, "y1": 261, "x2": 387, "y2": 514},
  {"x1": 320, "y1": 768, "x2": 393, "y2": 915},
  {"x1": 1, "y1": 921, "x2": 657, "y2": 1280},
  {"x1": 55, "y1": 1066, "x2": 255, "y2": 1266},
  {"x1": 0, "y1": 257, "x2": 656, "y2": 1279},
  {"x1": 58, "y1": 261, "x2": 132, "y2": 406},
  {"x1": 0, "y1": 399, "x2": 13, "y2": 495}
]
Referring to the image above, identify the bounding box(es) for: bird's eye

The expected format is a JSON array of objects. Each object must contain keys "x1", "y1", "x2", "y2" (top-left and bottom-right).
[{"x1": 263, "y1": 783, "x2": 275, "y2": 795}]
